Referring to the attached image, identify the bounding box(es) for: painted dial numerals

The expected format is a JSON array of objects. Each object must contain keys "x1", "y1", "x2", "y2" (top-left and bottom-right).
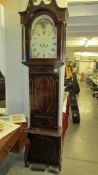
[{"x1": 30, "y1": 15, "x2": 57, "y2": 58}]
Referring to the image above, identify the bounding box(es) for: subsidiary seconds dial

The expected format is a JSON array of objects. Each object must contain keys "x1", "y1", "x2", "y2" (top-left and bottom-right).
[{"x1": 30, "y1": 15, "x2": 57, "y2": 59}]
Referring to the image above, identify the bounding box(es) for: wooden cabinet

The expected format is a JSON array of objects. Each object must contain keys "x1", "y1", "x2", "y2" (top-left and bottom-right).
[
  {"x1": 0, "y1": 122, "x2": 27, "y2": 163},
  {"x1": 0, "y1": 129, "x2": 19, "y2": 163},
  {"x1": 11, "y1": 122, "x2": 27, "y2": 153}
]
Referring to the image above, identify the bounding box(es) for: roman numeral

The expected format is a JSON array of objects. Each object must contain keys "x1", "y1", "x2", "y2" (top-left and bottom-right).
[
  {"x1": 33, "y1": 48, "x2": 37, "y2": 51},
  {"x1": 52, "y1": 48, "x2": 55, "y2": 51},
  {"x1": 43, "y1": 54, "x2": 45, "y2": 57}
]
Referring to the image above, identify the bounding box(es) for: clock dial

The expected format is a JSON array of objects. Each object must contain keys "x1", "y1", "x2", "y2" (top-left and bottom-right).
[{"x1": 30, "y1": 15, "x2": 57, "y2": 59}]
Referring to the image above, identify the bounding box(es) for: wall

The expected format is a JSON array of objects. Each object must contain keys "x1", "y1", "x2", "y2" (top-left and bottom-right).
[
  {"x1": 59, "y1": 65, "x2": 65, "y2": 127},
  {"x1": 0, "y1": 0, "x2": 4, "y2": 4},
  {"x1": 79, "y1": 61, "x2": 94, "y2": 75},
  {"x1": 0, "y1": 4, "x2": 6, "y2": 76},
  {"x1": 5, "y1": 0, "x2": 29, "y2": 116}
]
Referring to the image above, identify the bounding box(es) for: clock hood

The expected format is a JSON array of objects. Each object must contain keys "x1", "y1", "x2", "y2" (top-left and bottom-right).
[
  {"x1": 32, "y1": 0, "x2": 68, "y2": 8},
  {"x1": 19, "y1": 0, "x2": 68, "y2": 24}
]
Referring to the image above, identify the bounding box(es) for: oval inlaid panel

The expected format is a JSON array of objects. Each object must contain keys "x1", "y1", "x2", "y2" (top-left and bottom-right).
[{"x1": 35, "y1": 76, "x2": 53, "y2": 114}]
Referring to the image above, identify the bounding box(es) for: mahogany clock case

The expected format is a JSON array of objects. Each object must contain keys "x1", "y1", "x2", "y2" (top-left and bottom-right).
[
  {"x1": 19, "y1": 0, "x2": 67, "y2": 170},
  {"x1": 25, "y1": 129, "x2": 62, "y2": 169},
  {"x1": 29, "y1": 67, "x2": 59, "y2": 130}
]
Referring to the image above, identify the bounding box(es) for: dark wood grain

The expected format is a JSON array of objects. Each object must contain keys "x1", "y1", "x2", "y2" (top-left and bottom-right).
[
  {"x1": 24, "y1": 128, "x2": 62, "y2": 169},
  {"x1": 29, "y1": 69, "x2": 59, "y2": 130}
]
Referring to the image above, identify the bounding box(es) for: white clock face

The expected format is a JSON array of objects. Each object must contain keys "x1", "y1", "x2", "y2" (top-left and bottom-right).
[{"x1": 30, "y1": 15, "x2": 57, "y2": 59}]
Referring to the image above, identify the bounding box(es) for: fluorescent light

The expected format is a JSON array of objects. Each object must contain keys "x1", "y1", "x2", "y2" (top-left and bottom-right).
[
  {"x1": 80, "y1": 38, "x2": 97, "y2": 47},
  {"x1": 68, "y1": 0, "x2": 98, "y2": 2},
  {"x1": 86, "y1": 39, "x2": 97, "y2": 47},
  {"x1": 80, "y1": 38, "x2": 88, "y2": 46},
  {"x1": 74, "y1": 52, "x2": 98, "y2": 57}
]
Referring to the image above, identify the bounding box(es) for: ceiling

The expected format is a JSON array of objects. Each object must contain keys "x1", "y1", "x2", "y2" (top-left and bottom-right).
[{"x1": 66, "y1": 0, "x2": 98, "y2": 60}]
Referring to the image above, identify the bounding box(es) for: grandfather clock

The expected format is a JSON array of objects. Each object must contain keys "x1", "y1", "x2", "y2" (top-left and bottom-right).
[{"x1": 19, "y1": 0, "x2": 68, "y2": 170}]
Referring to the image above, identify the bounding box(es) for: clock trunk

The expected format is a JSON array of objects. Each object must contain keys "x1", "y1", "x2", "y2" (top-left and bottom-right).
[{"x1": 29, "y1": 67, "x2": 59, "y2": 130}]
